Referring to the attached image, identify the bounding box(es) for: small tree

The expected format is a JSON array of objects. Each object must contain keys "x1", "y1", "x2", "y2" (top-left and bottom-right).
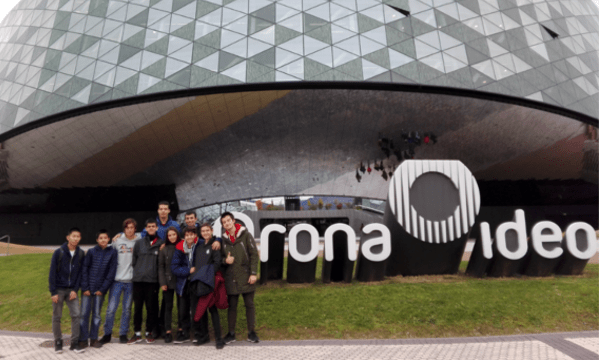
[
  {"x1": 318, "y1": 198, "x2": 324, "y2": 209},
  {"x1": 336, "y1": 203, "x2": 343, "y2": 210},
  {"x1": 325, "y1": 203, "x2": 332, "y2": 210},
  {"x1": 255, "y1": 200, "x2": 263, "y2": 210}
]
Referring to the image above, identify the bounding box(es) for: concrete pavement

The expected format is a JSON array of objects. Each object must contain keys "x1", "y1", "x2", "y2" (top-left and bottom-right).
[{"x1": 0, "y1": 330, "x2": 597, "y2": 360}]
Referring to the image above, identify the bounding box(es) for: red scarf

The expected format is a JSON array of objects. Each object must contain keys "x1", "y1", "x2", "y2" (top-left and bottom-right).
[{"x1": 225, "y1": 223, "x2": 241, "y2": 243}]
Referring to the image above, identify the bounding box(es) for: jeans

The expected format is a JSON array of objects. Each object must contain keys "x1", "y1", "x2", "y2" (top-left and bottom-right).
[
  {"x1": 103, "y1": 282, "x2": 133, "y2": 337},
  {"x1": 79, "y1": 294, "x2": 104, "y2": 341},
  {"x1": 52, "y1": 288, "x2": 81, "y2": 342},
  {"x1": 133, "y1": 282, "x2": 159, "y2": 333}
]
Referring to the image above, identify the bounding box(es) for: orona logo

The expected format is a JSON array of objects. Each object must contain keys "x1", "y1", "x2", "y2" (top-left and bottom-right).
[{"x1": 215, "y1": 160, "x2": 597, "y2": 281}]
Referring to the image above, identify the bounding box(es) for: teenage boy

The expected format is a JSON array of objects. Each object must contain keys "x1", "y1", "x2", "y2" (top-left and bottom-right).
[
  {"x1": 140, "y1": 201, "x2": 180, "y2": 240},
  {"x1": 180, "y1": 211, "x2": 221, "y2": 251},
  {"x1": 190, "y1": 223, "x2": 225, "y2": 349},
  {"x1": 220, "y1": 212, "x2": 260, "y2": 344},
  {"x1": 128, "y1": 219, "x2": 165, "y2": 344},
  {"x1": 49, "y1": 227, "x2": 86, "y2": 354},
  {"x1": 100, "y1": 219, "x2": 141, "y2": 345},
  {"x1": 171, "y1": 228, "x2": 198, "y2": 344},
  {"x1": 79, "y1": 230, "x2": 118, "y2": 349}
]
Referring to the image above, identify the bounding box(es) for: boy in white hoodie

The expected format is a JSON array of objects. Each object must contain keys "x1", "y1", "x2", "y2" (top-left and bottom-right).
[{"x1": 99, "y1": 219, "x2": 141, "y2": 344}]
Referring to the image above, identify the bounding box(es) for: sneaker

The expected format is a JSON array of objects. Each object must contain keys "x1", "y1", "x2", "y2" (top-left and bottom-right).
[
  {"x1": 164, "y1": 333, "x2": 173, "y2": 343},
  {"x1": 127, "y1": 335, "x2": 142, "y2": 345},
  {"x1": 174, "y1": 331, "x2": 189, "y2": 344},
  {"x1": 193, "y1": 336, "x2": 210, "y2": 346},
  {"x1": 99, "y1": 334, "x2": 111, "y2": 345},
  {"x1": 119, "y1": 335, "x2": 128, "y2": 344},
  {"x1": 223, "y1": 332, "x2": 236, "y2": 344},
  {"x1": 78, "y1": 340, "x2": 89, "y2": 349},
  {"x1": 90, "y1": 340, "x2": 103, "y2": 349},
  {"x1": 247, "y1": 331, "x2": 260, "y2": 343},
  {"x1": 146, "y1": 334, "x2": 155, "y2": 344},
  {"x1": 55, "y1": 339, "x2": 63, "y2": 354},
  {"x1": 69, "y1": 342, "x2": 85, "y2": 353},
  {"x1": 216, "y1": 339, "x2": 225, "y2": 350}
]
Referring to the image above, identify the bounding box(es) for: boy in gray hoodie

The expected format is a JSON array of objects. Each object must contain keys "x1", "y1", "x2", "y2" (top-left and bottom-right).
[{"x1": 99, "y1": 219, "x2": 141, "y2": 344}]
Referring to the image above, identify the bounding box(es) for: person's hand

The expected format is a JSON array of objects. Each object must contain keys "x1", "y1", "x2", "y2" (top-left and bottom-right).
[
  {"x1": 212, "y1": 241, "x2": 221, "y2": 251},
  {"x1": 190, "y1": 267, "x2": 196, "y2": 274},
  {"x1": 83, "y1": 290, "x2": 91, "y2": 296},
  {"x1": 51, "y1": 295, "x2": 59, "y2": 303},
  {"x1": 94, "y1": 291, "x2": 102, "y2": 296},
  {"x1": 69, "y1": 291, "x2": 77, "y2": 301},
  {"x1": 248, "y1": 275, "x2": 257, "y2": 284},
  {"x1": 225, "y1": 252, "x2": 234, "y2": 265},
  {"x1": 160, "y1": 244, "x2": 166, "y2": 251},
  {"x1": 112, "y1": 233, "x2": 121, "y2": 242},
  {"x1": 161, "y1": 285, "x2": 168, "y2": 291}
]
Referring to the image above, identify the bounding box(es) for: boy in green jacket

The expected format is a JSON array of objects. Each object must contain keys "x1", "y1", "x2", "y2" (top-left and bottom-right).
[{"x1": 219, "y1": 212, "x2": 259, "y2": 344}]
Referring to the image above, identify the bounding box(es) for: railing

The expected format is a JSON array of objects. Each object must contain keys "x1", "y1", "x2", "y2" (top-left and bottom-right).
[{"x1": 1, "y1": 234, "x2": 9, "y2": 256}]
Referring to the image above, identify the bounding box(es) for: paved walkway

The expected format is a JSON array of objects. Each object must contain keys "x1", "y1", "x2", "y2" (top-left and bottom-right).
[{"x1": 0, "y1": 330, "x2": 597, "y2": 360}]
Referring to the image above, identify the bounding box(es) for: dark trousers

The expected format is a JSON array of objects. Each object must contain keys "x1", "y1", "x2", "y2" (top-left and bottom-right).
[
  {"x1": 189, "y1": 292, "x2": 204, "y2": 340},
  {"x1": 228, "y1": 292, "x2": 255, "y2": 334},
  {"x1": 159, "y1": 289, "x2": 177, "y2": 332},
  {"x1": 177, "y1": 284, "x2": 191, "y2": 335},
  {"x1": 189, "y1": 292, "x2": 222, "y2": 341},
  {"x1": 132, "y1": 282, "x2": 159, "y2": 334}
]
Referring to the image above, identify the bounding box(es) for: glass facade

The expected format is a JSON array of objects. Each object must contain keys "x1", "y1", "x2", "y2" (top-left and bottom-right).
[{"x1": 0, "y1": 0, "x2": 597, "y2": 135}]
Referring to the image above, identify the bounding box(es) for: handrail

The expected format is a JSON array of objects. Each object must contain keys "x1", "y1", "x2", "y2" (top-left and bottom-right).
[{"x1": 0, "y1": 234, "x2": 9, "y2": 256}]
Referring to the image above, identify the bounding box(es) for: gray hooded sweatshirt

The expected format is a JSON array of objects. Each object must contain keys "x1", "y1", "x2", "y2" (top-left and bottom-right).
[{"x1": 111, "y1": 233, "x2": 141, "y2": 282}]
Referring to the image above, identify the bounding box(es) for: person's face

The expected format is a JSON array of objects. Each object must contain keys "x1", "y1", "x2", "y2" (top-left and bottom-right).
[
  {"x1": 185, "y1": 214, "x2": 196, "y2": 227},
  {"x1": 97, "y1": 233, "x2": 109, "y2": 249},
  {"x1": 184, "y1": 232, "x2": 196, "y2": 245},
  {"x1": 222, "y1": 215, "x2": 235, "y2": 232},
  {"x1": 124, "y1": 223, "x2": 136, "y2": 238},
  {"x1": 146, "y1": 223, "x2": 158, "y2": 235},
  {"x1": 158, "y1": 204, "x2": 170, "y2": 219},
  {"x1": 66, "y1": 231, "x2": 81, "y2": 247},
  {"x1": 167, "y1": 230, "x2": 178, "y2": 244},
  {"x1": 200, "y1": 226, "x2": 213, "y2": 241}
]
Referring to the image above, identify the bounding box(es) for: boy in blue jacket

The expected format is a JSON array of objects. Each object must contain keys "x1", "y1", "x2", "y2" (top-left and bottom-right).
[
  {"x1": 49, "y1": 227, "x2": 86, "y2": 354},
  {"x1": 79, "y1": 230, "x2": 118, "y2": 349}
]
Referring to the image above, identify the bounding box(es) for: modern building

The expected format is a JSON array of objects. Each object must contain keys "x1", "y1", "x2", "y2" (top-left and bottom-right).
[{"x1": 0, "y1": 0, "x2": 597, "y2": 244}]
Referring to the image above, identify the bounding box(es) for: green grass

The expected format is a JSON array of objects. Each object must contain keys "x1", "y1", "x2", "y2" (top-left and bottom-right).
[{"x1": 0, "y1": 254, "x2": 597, "y2": 340}]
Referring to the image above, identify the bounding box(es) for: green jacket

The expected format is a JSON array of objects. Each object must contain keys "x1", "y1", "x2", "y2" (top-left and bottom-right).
[{"x1": 221, "y1": 226, "x2": 258, "y2": 295}]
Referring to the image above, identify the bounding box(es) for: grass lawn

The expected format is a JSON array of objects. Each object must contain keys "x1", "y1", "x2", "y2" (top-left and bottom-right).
[{"x1": 0, "y1": 254, "x2": 597, "y2": 340}]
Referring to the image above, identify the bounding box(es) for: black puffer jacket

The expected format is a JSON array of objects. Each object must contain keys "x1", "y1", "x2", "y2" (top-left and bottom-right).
[{"x1": 132, "y1": 236, "x2": 165, "y2": 283}]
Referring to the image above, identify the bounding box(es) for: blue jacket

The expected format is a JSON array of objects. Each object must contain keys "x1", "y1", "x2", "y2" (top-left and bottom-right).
[
  {"x1": 171, "y1": 239, "x2": 198, "y2": 297},
  {"x1": 48, "y1": 243, "x2": 85, "y2": 296},
  {"x1": 140, "y1": 216, "x2": 180, "y2": 240},
  {"x1": 81, "y1": 245, "x2": 118, "y2": 294}
]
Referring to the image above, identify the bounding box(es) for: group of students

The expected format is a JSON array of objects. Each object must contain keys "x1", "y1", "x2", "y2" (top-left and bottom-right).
[{"x1": 48, "y1": 201, "x2": 259, "y2": 354}]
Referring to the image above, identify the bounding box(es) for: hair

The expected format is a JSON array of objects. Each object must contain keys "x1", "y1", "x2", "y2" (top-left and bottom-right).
[
  {"x1": 145, "y1": 218, "x2": 157, "y2": 226},
  {"x1": 199, "y1": 222, "x2": 212, "y2": 231},
  {"x1": 158, "y1": 200, "x2": 170, "y2": 208},
  {"x1": 67, "y1": 227, "x2": 81, "y2": 236},
  {"x1": 185, "y1": 211, "x2": 196, "y2": 218},
  {"x1": 122, "y1": 218, "x2": 137, "y2": 230},
  {"x1": 96, "y1": 229, "x2": 110, "y2": 239},
  {"x1": 184, "y1": 227, "x2": 197, "y2": 236},
  {"x1": 220, "y1": 212, "x2": 235, "y2": 225},
  {"x1": 165, "y1": 226, "x2": 181, "y2": 243}
]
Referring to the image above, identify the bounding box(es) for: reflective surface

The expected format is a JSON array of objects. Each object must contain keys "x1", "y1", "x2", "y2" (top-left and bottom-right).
[{"x1": 2, "y1": 88, "x2": 596, "y2": 210}]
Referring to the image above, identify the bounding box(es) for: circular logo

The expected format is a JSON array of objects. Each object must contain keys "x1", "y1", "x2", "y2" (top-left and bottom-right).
[{"x1": 387, "y1": 160, "x2": 480, "y2": 243}]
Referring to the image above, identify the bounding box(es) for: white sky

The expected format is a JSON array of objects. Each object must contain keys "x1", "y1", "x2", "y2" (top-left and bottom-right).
[{"x1": 0, "y1": 1, "x2": 20, "y2": 25}]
